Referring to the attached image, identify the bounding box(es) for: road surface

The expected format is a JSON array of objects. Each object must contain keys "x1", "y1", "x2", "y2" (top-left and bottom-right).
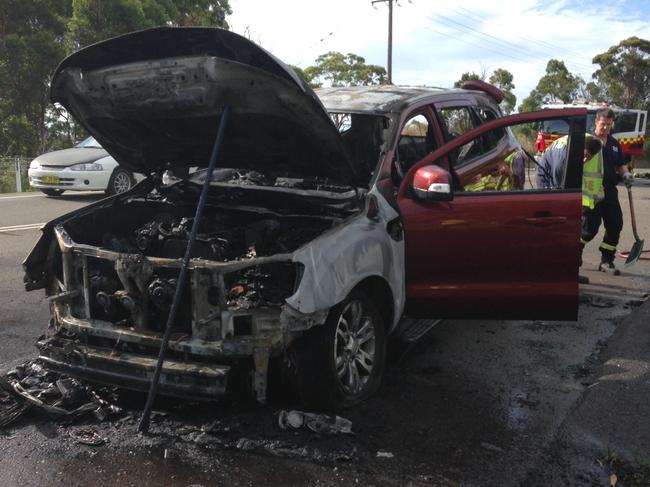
[{"x1": 1, "y1": 183, "x2": 649, "y2": 486}]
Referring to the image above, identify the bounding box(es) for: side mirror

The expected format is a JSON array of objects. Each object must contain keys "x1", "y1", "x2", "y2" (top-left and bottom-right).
[{"x1": 411, "y1": 165, "x2": 453, "y2": 201}]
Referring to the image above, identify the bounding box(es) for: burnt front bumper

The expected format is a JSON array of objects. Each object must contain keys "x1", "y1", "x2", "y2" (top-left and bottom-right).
[{"x1": 37, "y1": 337, "x2": 229, "y2": 401}]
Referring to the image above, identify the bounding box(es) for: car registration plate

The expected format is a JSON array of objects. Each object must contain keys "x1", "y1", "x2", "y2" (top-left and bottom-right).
[{"x1": 41, "y1": 175, "x2": 60, "y2": 184}]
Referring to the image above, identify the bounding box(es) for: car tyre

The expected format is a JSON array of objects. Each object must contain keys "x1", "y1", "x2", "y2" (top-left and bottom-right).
[
  {"x1": 41, "y1": 188, "x2": 64, "y2": 197},
  {"x1": 106, "y1": 167, "x2": 134, "y2": 195},
  {"x1": 289, "y1": 289, "x2": 386, "y2": 409}
]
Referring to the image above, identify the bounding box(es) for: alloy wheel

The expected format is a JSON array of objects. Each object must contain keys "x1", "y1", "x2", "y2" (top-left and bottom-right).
[
  {"x1": 112, "y1": 170, "x2": 132, "y2": 194},
  {"x1": 333, "y1": 299, "x2": 376, "y2": 395}
]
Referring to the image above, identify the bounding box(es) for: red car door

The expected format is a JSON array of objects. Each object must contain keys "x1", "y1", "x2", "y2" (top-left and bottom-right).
[{"x1": 397, "y1": 108, "x2": 587, "y2": 320}]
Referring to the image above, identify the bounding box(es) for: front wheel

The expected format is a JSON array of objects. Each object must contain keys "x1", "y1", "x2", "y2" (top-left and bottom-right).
[
  {"x1": 291, "y1": 289, "x2": 386, "y2": 409},
  {"x1": 106, "y1": 167, "x2": 134, "y2": 195}
]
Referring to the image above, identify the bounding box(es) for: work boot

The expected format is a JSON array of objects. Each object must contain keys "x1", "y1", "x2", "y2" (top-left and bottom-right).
[
  {"x1": 598, "y1": 261, "x2": 621, "y2": 276},
  {"x1": 578, "y1": 275, "x2": 590, "y2": 284}
]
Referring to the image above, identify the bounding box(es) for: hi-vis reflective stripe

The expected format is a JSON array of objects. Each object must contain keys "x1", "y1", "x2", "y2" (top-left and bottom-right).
[{"x1": 599, "y1": 242, "x2": 617, "y2": 252}]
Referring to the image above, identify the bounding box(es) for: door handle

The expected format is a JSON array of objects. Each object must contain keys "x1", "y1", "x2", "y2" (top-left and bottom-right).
[{"x1": 524, "y1": 216, "x2": 567, "y2": 226}]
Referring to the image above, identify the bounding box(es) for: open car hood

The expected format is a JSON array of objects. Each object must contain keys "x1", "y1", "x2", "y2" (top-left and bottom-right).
[{"x1": 50, "y1": 27, "x2": 357, "y2": 185}]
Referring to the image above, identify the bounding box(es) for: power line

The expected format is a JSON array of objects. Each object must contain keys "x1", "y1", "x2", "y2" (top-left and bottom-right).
[
  {"x1": 423, "y1": 26, "x2": 537, "y2": 66},
  {"x1": 448, "y1": 5, "x2": 595, "y2": 60},
  {"x1": 425, "y1": 13, "x2": 595, "y2": 72}
]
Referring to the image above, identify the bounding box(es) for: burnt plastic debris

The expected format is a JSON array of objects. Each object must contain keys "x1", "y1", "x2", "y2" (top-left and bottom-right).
[
  {"x1": 276, "y1": 410, "x2": 353, "y2": 434},
  {"x1": 0, "y1": 360, "x2": 122, "y2": 428}
]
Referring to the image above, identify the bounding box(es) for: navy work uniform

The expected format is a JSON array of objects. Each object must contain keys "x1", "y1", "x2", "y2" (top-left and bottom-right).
[{"x1": 580, "y1": 133, "x2": 628, "y2": 268}]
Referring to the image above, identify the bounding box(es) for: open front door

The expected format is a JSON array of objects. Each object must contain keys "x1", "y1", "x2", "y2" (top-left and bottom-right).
[{"x1": 397, "y1": 109, "x2": 587, "y2": 320}]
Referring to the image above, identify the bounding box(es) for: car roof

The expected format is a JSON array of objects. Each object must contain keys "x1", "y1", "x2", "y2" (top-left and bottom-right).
[{"x1": 316, "y1": 85, "x2": 494, "y2": 115}]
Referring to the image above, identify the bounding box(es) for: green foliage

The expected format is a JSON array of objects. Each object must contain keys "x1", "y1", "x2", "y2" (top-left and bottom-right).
[
  {"x1": 518, "y1": 89, "x2": 543, "y2": 112},
  {"x1": 68, "y1": 0, "x2": 169, "y2": 48},
  {"x1": 453, "y1": 71, "x2": 482, "y2": 88},
  {"x1": 512, "y1": 125, "x2": 536, "y2": 153},
  {"x1": 454, "y1": 69, "x2": 516, "y2": 114},
  {"x1": 68, "y1": 0, "x2": 231, "y2": 47},
  {"x1": 303, "y1": 52, "x2": 386, "y2": 88},
  {"x1": 0, "y1": 0, "x2": 69, "y2": 156},
  {"x1": 0, "y1": 0, "x2": 231, "y2": 163},
  {"x1": 489, "y1": 68, "x2": 516, "y2": 114},
  {"x1": 289, "y1": 64, "x2": 309, "y2": 84},
  {"x1": 535, "y1": 59, "x2": 580, "y2": 104},
  {"x1": 592, "y1": 37, "x2": 650, "y2": 110},
  {"x1": 166, "y1": 0, "x2": 231, "y2": 27}
]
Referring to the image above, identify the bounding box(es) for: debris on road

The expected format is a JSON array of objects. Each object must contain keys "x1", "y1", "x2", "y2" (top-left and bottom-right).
[
  {"x1": 277, "y1": 410, "x2": 353, "y2": 434},
  {"x1": 481, "y1": 442, "x2": 505, "y2": 453},
  {"x1": 0, "y1": 360, "x2": 122, "y2": 427},
  {"x1": 376, "y1": 451, "x2": 394, "y2": 458},
  {"x1": 70, "y1": 427, "x2": 106, "y2": 446}
]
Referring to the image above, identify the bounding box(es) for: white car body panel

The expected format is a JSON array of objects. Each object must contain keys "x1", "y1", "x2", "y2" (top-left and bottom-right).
[{"x1": 287, "y1": 187, "x2": 405, "y2": 332}]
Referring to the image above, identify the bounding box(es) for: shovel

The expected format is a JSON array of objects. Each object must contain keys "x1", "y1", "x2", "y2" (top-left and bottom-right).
[{"x1": 624, "y1": 185, "x2": 644, "y2": 266}]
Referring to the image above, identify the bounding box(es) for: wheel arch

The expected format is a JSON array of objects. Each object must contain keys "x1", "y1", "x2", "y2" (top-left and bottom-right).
[
  {"x1": 106, "y1": 165, "x2": 135, "y2": 195},
  {"x1": 354, "y1": 276, "x2": 394, "y2": 333}
]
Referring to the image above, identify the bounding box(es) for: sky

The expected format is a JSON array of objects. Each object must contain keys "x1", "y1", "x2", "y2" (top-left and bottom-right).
[{"x1": 226, "y1": 0, "x2": 650, "y2": 109}]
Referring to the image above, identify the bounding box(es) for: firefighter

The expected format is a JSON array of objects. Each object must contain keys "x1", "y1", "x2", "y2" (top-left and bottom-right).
[
  {"x1": 581, "y1": 108, "x2": 634, "y2": 275},
  {"x1": 535, "y1": 134, "x2": 602, "y2": 285},
  {"x1": 536, "y1": 135, "x2": 602, "y2": 189}
]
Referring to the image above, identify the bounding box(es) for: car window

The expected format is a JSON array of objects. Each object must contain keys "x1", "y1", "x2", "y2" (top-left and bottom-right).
[
  {"x1": 475, "y1": 107, "x2": 505, "y2": 150},
  {"x1": 393, "y1": 113, "x2": 437, "y2": 183},
  {"x1": 436, "y1": 119, "x2": 583, "y2": 194},
  {"x1": 614, "y1": 112, "x2": 637, "y2": 133},
  {"x1": 329, "y1": 112, "x2": 388, "y2": 184},
  {"x1": 75, "y1": 136, "x2": 102, "y2": 149},
  {"x1": 437, "y1": 106, "x2": 483, "y2": 168}
]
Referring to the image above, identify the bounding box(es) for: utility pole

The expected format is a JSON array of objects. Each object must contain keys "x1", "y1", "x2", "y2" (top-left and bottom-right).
[{"x1": 372, "y1": 0, "x2": 393, "y2": 84}]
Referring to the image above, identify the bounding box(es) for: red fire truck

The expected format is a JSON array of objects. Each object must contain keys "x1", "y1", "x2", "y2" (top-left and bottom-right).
[{"x1": 536, "y1": 103, "x2": 647, "y2": 157}]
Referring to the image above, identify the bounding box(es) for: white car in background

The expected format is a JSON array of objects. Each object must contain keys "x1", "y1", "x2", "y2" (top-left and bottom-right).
[{"x1": 28, "y1": 136, "x2": 140, "y2": 196}]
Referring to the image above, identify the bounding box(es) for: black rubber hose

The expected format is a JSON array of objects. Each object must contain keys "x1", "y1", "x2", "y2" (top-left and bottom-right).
[{"x1": 137, "y1": 106, "x2": 231, "y2": 433}]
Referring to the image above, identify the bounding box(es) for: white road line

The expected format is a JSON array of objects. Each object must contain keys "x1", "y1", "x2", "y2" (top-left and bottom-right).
[
  {"x1": 0, "y1": 223, "x2": 45, "y2": 233},
  {"x1": 0, "y1": 193, "x2": 43, "y2": 201}
]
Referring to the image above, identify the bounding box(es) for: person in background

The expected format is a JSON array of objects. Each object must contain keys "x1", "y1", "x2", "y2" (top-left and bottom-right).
[
  {"x1": 535, "y1": 134, "x2": 602, "y2": 285},
  {"x1": 581, "y1": 108, "x2": 634, "y2": 276},
  {"x1": 536, "y1": 135, "x2": 602, "y2": 189}
]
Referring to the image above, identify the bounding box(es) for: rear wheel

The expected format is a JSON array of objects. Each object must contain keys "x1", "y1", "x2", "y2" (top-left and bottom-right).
[
  {"x1": 41, "y1": 188, "x2": 64, "y2": 197},
  {"x1": 290, "y1": 289, "x2": 386, "y2": 409},
  {"x1": 106, "y1": 168, "x2": 134, "y2": 195}
]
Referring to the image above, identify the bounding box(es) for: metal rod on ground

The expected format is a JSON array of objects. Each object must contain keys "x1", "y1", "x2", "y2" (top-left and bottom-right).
[{"x1": 137, "y1": 106, "x2": 231, "y2": 433}]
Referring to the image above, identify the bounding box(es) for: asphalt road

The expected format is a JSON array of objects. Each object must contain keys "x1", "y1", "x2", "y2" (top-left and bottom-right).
[
  {"x1": 1, "y1": 183, "x2": 649, "y2": 486},
  {"x1": 0, "y1": 192, "x2": 103, "y2": 366}
]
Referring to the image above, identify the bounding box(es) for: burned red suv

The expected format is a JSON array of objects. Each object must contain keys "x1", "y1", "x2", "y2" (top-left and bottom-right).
[{"x1": 24, "y1": 27, "x2": 588, "y2": 408}]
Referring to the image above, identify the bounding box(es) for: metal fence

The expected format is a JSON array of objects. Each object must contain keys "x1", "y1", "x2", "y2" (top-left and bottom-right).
[{"x1": 0, "y1": 157, "x2": 33, "y2": 193}]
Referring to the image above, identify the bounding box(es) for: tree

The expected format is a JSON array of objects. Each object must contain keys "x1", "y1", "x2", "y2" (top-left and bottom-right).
[
  {"x1": 0, "y1": 0, "x2": 70, "y2": 156},
  {"x1": 518, "y1": 89, "x2": 543, "y2": 113},
  {"x1": 592, "y1": 37, "x2": 650, "y2": 109},
  {"x1": 453, "y1": 71, "x2": 482, "y2": 88},
  {"x1": 454, "y1": 69, "x2": 516, "y2": 114},
  {"x1": 68, "y1": 0, "x2": 231, "y2": 48},
  {"x1": 535, "y1": 59, "x2": 580, "y2": 104},
  {"x1": 167, "y1": 0, "x2": 231, "y2": 27},
  {"x1": 489, "y1": 68, "x2": 516, "y2": 114},
  {"x1": 303, "y1": 52, "x2": 386, "y2": 88}
]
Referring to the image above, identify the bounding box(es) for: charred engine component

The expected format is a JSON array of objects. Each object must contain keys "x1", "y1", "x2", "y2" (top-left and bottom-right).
[
  {"x1": 134, "y1": 213, "x2": 176, "y2": 252},
  {"x1": 148, "y1": 277, "x2": 177, "y2": 311},
  {"x1": 94, "y1": 290, "x2": 142, "y2": 326},
  {"x1": 225, "y1": 262, "x2": 301, "y2": 310},
  {"x1": 114, "y1": 254, "x2": 153, "y2": 330}
]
